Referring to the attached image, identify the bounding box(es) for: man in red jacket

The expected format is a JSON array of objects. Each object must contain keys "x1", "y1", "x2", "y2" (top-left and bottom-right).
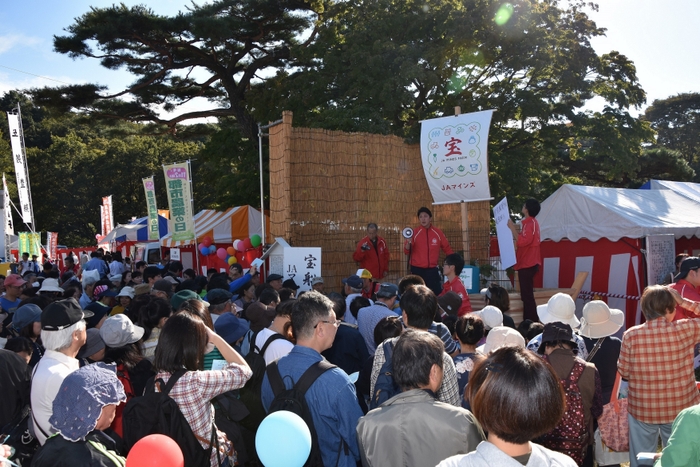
[
  {"x1": 404, "y1": 207, "x2": 453, "y2": 295},
  {"x1": 508, "y1": 199, "x2": 541, "y2": 322},
  {"x1": 353, "y1": 223, "x2": 390, "y2": 279}
]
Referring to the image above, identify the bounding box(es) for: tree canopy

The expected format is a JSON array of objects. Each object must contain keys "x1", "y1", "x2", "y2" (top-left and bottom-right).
[{"x1": 20, "y1": 0, "x2": 698, "y2": 220}]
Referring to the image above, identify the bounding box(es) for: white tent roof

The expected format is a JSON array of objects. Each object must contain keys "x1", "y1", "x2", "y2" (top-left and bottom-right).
[
  {"x1": 160, "y1": 205, "x2": 263, "y2": 248},
  {"x1": 648, "y1": 179, "x2": 700, "y2": 204},
  {"x1": 101, "y1": 223, "x2": 144, "y2": 244},
  {"x1": 538, "y1": 184, "x2": 700, "y2": 242}
]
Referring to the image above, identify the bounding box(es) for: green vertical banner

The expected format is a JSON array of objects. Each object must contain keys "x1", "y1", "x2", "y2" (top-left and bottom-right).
[
  {"x1": 143, "y1": 176, "x2": 160, "y2": 241},
  {"x1": 19, "y1": 232, "x2": 30, "y2": 256},
  {"x1": 163, "y1": 162, "x2": 195, "y2": 242},
  {"x1": 29, "y1": 232, "x2": 41, "y2": 258}
]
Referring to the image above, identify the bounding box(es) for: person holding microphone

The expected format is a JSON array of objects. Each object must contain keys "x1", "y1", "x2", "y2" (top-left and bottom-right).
[{"x1": 404, "y1": 207, "x2": 453, "y2": 295}]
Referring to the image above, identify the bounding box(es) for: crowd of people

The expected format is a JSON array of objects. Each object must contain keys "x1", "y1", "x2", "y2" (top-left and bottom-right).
[{"x1": 1, "y1": 205, "x2": 700, "y2": 467}]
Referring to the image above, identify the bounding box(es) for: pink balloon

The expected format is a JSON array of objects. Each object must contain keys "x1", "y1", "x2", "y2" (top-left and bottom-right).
[
  {"x1": 216, "y1": 247, "x2": 228, "y2": 260},
  {"x1": 233, "y1": 239, "x2": 242, "y2": 251},
  {"x1": 236, "y1": 240, "x2": 246, "y2": 253}
]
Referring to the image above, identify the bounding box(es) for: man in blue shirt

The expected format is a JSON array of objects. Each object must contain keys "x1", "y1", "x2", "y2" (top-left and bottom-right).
[
  {"x1": 357, "y1": 283, "x2": 400, "y2": 354},
  {"x1": 81, "y1": 252, "x2": 109, "y2": 279},
  {"x1": 261, "y1": 291, "x2": 363, "y2": 467}
]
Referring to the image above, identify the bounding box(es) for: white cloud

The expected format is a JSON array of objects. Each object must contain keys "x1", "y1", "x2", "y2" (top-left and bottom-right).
[{"x1": 0, "y1": 34, "x2": 42, "y2": 55}]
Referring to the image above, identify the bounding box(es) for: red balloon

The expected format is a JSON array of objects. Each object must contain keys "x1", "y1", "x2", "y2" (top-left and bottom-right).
[
  {"x1": 126, "y1": 434, "x2": 183, "y2": 467},
  {"x1": 243, "y1": 238, "x2": 253, "y2": 250},
  {"x1": 202, "y1": 236, "x2": 213, "y2": 247}
]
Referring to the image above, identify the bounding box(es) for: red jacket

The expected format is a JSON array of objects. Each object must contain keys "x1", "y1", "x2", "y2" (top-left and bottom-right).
[
  {"x1": 670, "y1": 279, "x2": 700, "y2": 320},
  {"x1": 353, "y1": 235, "x2": 390, "y2": 279},
  {"x1": 515, "y1": 216, "x2": 541, "y2": 270},
  {"x1": 403, "y1": 224, "x2": 453, "y2": 269},
  {"x1": 440, "y1": 276, "x2": 473, "y2": 316}
]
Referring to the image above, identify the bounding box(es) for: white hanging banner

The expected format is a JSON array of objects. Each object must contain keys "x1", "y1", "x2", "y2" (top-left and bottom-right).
[
  {"x1": 3, "y1": 174, "x2": 14, "y2": 236},
  {"x1": 6, "y1": 111, "x2": 33, "y2": 223},
  {"x1": 420, "y1": 110, "x2": 494, "y2": 205}
]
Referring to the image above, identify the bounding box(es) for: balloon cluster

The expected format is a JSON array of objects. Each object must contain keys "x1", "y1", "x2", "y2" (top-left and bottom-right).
[{"x1": 197, "y1": 234, "x2": 263, "y2": 266}]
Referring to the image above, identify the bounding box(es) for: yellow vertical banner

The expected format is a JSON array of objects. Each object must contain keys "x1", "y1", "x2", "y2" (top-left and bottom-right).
[{"x1": 163, "y1": 162, "x2": 195, "y2": 242}]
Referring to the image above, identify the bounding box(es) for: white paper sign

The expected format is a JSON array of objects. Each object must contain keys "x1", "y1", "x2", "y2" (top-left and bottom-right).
[
  {"x1": 420, "y1": 110, "x2": 494, "y2": 204},
  {"x1": 284, "y1": 248, "x2": 322, "y2": 292},
  {"x1": 170, "y1": 248, "x2": 181, "y2": 260},
  {"x1": 494, "y1": 197, "x2": 517, "y2": 269}
]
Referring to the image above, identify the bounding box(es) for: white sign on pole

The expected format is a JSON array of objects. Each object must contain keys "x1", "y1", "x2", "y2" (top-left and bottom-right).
[
  {"x1": 170, "y1": 248, "x2": 181, "y2": 261},
  {"x1": 420, "y1": 110, "x2": 495, "y2": 205},
  {"x1": 493, "y1": 197, "x2": 516, "y2": 269}
]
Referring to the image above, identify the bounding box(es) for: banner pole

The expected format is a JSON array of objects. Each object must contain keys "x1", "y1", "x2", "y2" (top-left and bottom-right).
[{"x1": 454, "y1": 106, "x2": 471, "y2": 261}]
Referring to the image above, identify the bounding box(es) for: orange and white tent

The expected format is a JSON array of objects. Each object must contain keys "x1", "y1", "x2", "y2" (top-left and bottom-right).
[{"x1": 160, "y1": 205, "x2": 267, "y2": 248}]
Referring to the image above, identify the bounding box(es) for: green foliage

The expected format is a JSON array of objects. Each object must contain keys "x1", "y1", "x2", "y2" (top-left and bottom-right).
[
  {"x1": 32, "y1": 0, "x2": 325, "y2": 139},
  {"x1": 0, "y1": 92, "x2": 202, "y2": 246},
  {"x1": 644, "y1": 93, "x2": 700, "y2": 178}
]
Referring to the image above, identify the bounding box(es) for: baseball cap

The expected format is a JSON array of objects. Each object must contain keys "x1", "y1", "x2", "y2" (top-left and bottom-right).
[
  {"x1": 356, "y1": 269, "x2": 372, "y2": 279},
  {"x1": 266, "y1": 274, "x2": 284, "y2": 283},
  {"x1": 311, "y1": 276, "x2": 324, "y2": 286},
  {"x1": 12, "y1": 304, "x2": 42, "y2": 330},
  {"x1": 5, "y1": 274, "x2": 27, "y2": 288},
  {"x1": 437, "y1": 291, "x2": 462, "y2": 316},
  {"x1": 41, "y1": 299, "x2": 94, "y2": 331},
  {"x1": 171, "y1": 289, "x2": 209, "y2": 310},
  {"x1": 93, "y1": 284, "x2": 118, "y2": 299},
  {"x1": 342, "y1": 275, "x2": 363, "y2": 289},
  {"x1": 282, "y1": 278, "x2": 299, "y2": 290},
  {"x1": 376, "y1": 283, "x2": 399, "y2": 299},
  {"x1": 207, "y1": 288, "x2": 233, "y2": 306},
  {"x1": 676, "y1": 257, "x2": 700, "y2": 281},
  {"x1": 100, "y1": 314, "x2": 145, "y2": 348}
]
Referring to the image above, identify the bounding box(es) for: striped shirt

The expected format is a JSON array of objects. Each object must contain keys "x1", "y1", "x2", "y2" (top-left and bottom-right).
[{"x1": 618, "y1": 317, "x2": 700, "y2": 424}]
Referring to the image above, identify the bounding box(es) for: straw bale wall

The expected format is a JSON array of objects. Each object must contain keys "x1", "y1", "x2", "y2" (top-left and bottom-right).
[{"x1": 269, "y1": 111, "x2": 491, "y2": 292}]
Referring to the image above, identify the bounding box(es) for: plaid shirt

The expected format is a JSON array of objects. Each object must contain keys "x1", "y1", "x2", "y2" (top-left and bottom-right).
[
  {"x1": 371, "y1": 333, "x2": 461, "y2": 406},
  {"x1": 156, "y1": 363, "x2": 252, "y2": 466},
  {"x1": 618, "y1": 317, "x2": 700, "y2": 424}
]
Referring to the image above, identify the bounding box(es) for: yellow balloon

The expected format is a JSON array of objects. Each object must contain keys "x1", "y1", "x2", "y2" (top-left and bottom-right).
[{"x1": 228, "y1": 256, "x2": 238, "y2": 265}]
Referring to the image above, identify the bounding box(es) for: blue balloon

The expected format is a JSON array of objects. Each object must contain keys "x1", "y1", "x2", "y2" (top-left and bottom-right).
[
  {"x1": 199, "y1": 245, "x2": 209, "y2": 256},
  {"x1": 255, "y1": 411, "x2": 311, "y2": 467},
  {"x1": 208, "y1": 245, "x2": 216, "y2": 254}
]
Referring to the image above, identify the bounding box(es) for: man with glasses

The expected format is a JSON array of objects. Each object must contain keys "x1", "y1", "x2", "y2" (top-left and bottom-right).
[
  {"x1": 670, "y1": 257, "x2": 700, "y2": 320},
  {"x1": 261, "y1": 291, "x2": 363, "y2": 467}
]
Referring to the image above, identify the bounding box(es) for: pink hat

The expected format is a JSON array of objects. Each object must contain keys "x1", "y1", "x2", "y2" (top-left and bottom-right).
[{"x1": 5, "y1": 274, "x2": 27, "y2": 288}]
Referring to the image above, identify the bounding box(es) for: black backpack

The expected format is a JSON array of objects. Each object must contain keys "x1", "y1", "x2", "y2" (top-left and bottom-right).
[
  {"x1": 369, "y1": 340, "x2": 401, "y2": 409},
  {"x1": 266, "y1": 360, "x2": 335, "y2": 467},
  {"x1": 122, "y1": 369, "x2": 216, "y2": 467}
]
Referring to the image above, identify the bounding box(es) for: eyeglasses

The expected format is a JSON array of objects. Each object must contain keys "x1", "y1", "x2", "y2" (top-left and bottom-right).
[{"x1": 314, "y1": 319, "x2": 341, "y2": 329}]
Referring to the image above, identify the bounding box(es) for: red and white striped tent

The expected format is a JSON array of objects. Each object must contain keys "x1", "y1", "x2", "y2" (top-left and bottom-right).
[{"x1": 536, "y1": 184, "x2": 700, "y2": 328}]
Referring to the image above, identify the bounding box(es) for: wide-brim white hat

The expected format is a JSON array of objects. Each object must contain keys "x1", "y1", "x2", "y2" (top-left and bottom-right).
[
  {"x1": 537, "y1": 293, "x2": 579, "y2": 328},
  {"x1": 578, "y1": 300, "x2": 624, "y2": 339},
  {"x1": 483, "y1": 326, "x2": 526, "y2": 354}
]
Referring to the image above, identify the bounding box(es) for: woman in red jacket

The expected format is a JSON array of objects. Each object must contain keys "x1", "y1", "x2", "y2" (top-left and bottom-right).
[{"x1": 404, "y1": 207, "x2": 453, "y2": 295}]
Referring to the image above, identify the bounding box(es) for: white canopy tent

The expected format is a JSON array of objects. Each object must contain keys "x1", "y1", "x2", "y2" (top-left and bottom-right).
[{"x1": 538, "y1": 184, "x2": 700, "y2": 242}]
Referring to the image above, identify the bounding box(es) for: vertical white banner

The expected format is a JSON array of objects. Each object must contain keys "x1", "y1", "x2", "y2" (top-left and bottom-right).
[
  {"x1": 420, "y1": 110, "x2": 494, "y2": 204},
  {"x1": 6, "y1": 111, "x2": 33, "y2": 223},
  {"x1": 2, "y1": 174, "x2": 12, "y2": 262},
  {"x1": 493, "y1": 197, "x2": 516, "y2": 269}
]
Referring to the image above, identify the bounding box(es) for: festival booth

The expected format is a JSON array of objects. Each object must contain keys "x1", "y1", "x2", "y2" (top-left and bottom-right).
[
  {"x1": 643, "y1": 180, "x2": 700, "y2": 255},
  {"x1": 160, "y1": 205, "x2": 268, "y2": 273},
  {"x1": 536, "y1": 184, "x2": 700, "y2": 328},
  {"x1": 101, "y1": 215, "x2": 169, "y2": 257}
]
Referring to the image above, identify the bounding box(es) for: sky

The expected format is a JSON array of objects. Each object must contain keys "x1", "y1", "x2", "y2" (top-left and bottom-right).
[{"x1": 0, "y1": 0, "x2": 699, "y2": 118}]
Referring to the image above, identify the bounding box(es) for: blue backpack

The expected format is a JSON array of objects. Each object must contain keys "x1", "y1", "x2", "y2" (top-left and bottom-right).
[{"x1": 370, "y1": 340, "x2": 401, "y2": 409}]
